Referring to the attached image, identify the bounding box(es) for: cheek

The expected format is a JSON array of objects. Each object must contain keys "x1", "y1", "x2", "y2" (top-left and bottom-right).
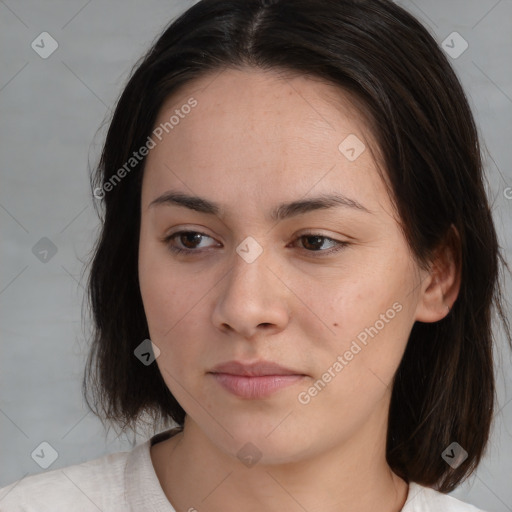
[
  {"x1": 138, "y1": 236, "x2": 219, "y2": 375},
  {"x1": 138, "y1": 247, "x2": 206, "y2": 400},
  {"x1": 298, "y1": 261, "x2": 407, "y2": 343},
  {"x1": 295, "y1": 256, "x2": 413, "y2": 390},
  {"x1": 138, "y1": 234, "x2": 203, "y2": 336},
  {"x1": 295, "y1": 306, "x2": 410, "y2": 433},
  {"x1": 140, "y1": 273, "x2": 207, "y2": 351}
]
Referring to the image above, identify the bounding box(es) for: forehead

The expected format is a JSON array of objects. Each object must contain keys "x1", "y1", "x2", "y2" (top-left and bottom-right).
[{"x1": 141, "y1": 67, "x2": 388, "y2": 217}]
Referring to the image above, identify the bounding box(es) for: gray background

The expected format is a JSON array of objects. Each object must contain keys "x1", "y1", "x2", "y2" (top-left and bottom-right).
[{"x1": 0, "y1": 0, "x2": 511, "y2": 510}]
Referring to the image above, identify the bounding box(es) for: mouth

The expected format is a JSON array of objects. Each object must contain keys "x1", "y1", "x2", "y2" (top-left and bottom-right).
[{"x1": 208, "y1": 360, "x2": 307, "y2": 399}]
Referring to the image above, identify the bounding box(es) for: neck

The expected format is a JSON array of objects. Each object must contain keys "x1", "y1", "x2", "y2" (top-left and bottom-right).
[{"x1": 152, "y1": 411, "x2": 409, "y2": 512}]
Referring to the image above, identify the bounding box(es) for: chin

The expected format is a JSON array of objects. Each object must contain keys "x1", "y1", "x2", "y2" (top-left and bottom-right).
[{"x1": 208, "y1": 420, "x2": 316, "y2": 466}]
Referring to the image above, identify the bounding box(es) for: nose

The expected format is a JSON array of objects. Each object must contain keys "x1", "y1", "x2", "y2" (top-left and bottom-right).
[{"x1": 211, "y1": 245, "x2": 291, "y2": 339}]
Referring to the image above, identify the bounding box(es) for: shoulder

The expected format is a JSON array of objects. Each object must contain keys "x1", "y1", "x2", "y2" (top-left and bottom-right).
[
  {"x1": 403, "y1": 482, "x2": 488, "y2": 512},
  {"x1": 0, "y1": 448, "x2": 131, "y2": 512}
]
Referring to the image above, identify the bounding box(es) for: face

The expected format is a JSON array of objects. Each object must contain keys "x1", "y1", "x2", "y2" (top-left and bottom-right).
[{"x1": 138, "y1": 67, "x2": 427, "y2": 463}]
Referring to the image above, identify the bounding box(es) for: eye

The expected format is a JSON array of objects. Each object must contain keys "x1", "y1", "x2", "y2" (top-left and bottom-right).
[
  {"x1": 290, "y1": 233, "x2": 349, "y2": 256},
  {"x1": 162, "y1": 231, "x2": 219, "y2": 255},
  {"x1": 162, "y1": 230, "x2": 349, "y2": 257}
]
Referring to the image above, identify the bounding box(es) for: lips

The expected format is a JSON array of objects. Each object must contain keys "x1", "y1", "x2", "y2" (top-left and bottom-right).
[
  {"x1": 209, "y1": 360, "x2": 305, "y2": 377},
  {"x1": 208, "y1": 360, "x2": 307, "y2": 399}
]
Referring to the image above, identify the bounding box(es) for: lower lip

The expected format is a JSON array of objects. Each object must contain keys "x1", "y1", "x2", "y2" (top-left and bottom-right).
[{"x1": 210, "y1": 373, "x2": 305, "y2": 399}]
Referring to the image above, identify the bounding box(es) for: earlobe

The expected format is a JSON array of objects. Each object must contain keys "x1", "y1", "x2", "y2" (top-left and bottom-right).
[{"x1": 414, "y1": 225, "x2": 461, "y2": 323}]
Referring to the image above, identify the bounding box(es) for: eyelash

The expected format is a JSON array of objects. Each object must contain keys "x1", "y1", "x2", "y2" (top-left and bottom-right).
[{"x1": 162, "y1": 230, "x2": 349, "y2": 257}]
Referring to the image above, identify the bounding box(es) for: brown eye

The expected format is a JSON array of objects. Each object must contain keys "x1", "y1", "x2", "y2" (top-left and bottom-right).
[
  {"x1": 163, "y1": 231, "x2": 219, "y2": 255},
  {"x1": 293, "y1": 234, "x2": 349, "y2": 256},
  {"x1": 179, "y1": 232, "x2": 204, "y2": 249},
  {"x1": 300, "y1": 235, "x2": 332, "y2": 251}
]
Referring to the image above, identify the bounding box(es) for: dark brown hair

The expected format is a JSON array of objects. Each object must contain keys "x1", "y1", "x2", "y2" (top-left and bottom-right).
[{"x1": 83, "y1": 0, "x2": 511, "y2": 493}]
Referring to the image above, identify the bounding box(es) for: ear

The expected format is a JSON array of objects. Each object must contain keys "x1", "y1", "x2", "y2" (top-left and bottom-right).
[{"x1": 414, "y1": 225, "x2": 461, "y2": 323}]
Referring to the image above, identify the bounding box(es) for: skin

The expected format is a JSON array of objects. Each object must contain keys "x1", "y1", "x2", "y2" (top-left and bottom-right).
[{"x1": 138, "y1": 67, "x2": 460, "y2": 512}]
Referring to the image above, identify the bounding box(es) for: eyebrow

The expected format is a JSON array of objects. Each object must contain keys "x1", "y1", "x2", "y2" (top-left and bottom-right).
[{"x1": 148, "y1": 189, "x2": 372, "y2": 221}]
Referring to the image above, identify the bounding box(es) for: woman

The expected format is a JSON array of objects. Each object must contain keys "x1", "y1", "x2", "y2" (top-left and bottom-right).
[{"x1": 1, "y1": 0, "x2": 510, "y2": 510}]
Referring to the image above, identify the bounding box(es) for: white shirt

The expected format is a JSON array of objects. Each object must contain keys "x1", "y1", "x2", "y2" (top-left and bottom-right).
[{"x1": 0, "y1": 428, "x2": 486, "y2": 511}]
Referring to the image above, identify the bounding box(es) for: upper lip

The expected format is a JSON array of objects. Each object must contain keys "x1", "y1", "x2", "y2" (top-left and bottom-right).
[{"x1": 209, "y1": 360, "x2": 305, "y2": 377}]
